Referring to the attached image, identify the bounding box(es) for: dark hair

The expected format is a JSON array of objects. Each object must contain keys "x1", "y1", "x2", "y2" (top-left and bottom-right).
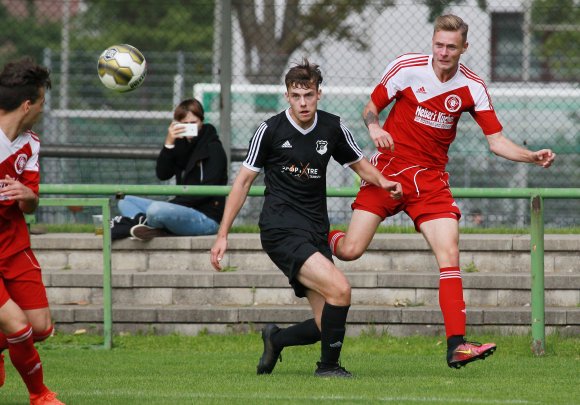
[
  {"x1": 0, "y1": 57, "x2": 51, "y2": 112},
  {"x1": 173, "y1": 98, "x2": 205, "y2": 122},
  {"x1": 284, "y1": 58, "x2": 323, "y2": 90}
]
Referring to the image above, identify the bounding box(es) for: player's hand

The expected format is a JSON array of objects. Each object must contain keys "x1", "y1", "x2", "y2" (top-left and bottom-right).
[
  {"x1": 0, "y1": 175, "x2": 35, "y2": 202},
  {"x1": 210, "y1": 236, "x2": 228, "y2": 271},
  {"x1": 532, "y1": 149, "x2": 555, "y2": 168},
  {"x1": 382, "y1": 179, "x2": 403, "y2": 200},
  {"x1": 369, "y1": 125, "x2": 395, "y2": 151}
]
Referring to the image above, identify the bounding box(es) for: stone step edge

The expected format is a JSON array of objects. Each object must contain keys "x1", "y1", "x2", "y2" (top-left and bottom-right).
[
  {"x1": 50, "y1": 304, "x2": 580, "y2": 326},
  {"x1": 31, "y1": 233, "x2": 580, "y2": 252},
  {"x1": 42, "y1": 271, "x2": 580, "y2": 290}
]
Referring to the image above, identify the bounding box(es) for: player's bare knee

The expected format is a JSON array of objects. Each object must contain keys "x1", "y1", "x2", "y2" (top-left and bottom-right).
[
  {"x1": 436, "y1": 246, "x2": 460, "y2": 265},
  {"x1": 330, "y1": 281, "x2": 351, "y2": 306},
  {"x1": 32, "y1": 324, "x2": 54, "y2": 342}
]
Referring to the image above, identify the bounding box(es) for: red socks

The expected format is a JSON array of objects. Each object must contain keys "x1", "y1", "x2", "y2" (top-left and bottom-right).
[
  {"x1": 439, "y1": 266, "x2": 466, "y2": 338},
  {"x1": 7, "y1": 325, "x2": 47, "y2": 395},
  {"x1": 328, "y1": 230, "x2": 345, "y2": 256}
]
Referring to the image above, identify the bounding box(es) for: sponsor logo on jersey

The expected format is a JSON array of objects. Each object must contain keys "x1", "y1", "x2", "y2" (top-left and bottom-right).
[
  {"x1": 416, "y1": 86, "x2": 427, "y2": 94},
  {"x1": 281, "y1": 140, "x2": 292, "y2": 148},
  {"x1": 15, "y1": 154, "x2": 28, "y2": 174},
  {"x1": 444, "y1": 94, "x2": 462, "y2": 112},
  {"x1": 316, "y1": 140, "x2": 328, "y2": 155},
  {"x1": 281, "y1": 162, "x2": 321, "y2": 179},
  {"x1": 414, "y1": 106, "x2": 455, "y2": 129}
]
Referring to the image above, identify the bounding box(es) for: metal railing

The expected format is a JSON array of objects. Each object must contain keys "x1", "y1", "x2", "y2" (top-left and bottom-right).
[
  {"x1": 39, "y1": 197, "x2": 113, "y2": 350},
  {"x1": 39, "y1": 185, "x2": 580, "y2": 353}
]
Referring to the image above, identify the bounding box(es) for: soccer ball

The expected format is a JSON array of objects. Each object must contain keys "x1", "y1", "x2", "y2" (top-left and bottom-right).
[{"x1": 97, "y1": 44, "x2": 146, "y2": 92}]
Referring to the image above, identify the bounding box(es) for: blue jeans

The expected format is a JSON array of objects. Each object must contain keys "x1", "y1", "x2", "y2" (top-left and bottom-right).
[{"x1": 117, "y1": 195, "x2": 219, "y2": 236}]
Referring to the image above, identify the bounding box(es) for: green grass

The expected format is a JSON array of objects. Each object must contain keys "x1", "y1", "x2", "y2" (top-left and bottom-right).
[{"x1": 1, "y1": 333, "x2": 578, "y2": 404}]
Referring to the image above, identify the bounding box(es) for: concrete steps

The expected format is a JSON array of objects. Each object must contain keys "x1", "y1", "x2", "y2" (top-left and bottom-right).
[{"x1": 31, "y1": 233, "x2": 580, "y2": 336}]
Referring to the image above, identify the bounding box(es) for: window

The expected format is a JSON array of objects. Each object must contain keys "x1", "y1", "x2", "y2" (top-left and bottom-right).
[{"x1": 491, "y1": 12, "x2": 579, "y2": 82}]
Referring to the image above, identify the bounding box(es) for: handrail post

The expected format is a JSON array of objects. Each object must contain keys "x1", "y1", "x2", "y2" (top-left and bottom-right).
[
  {"x1": 101, "y1": 200, "x2": 113, "y2": 349},
  {"x1": 530, "y1": 195, "x2": 545, "y2": 356}
]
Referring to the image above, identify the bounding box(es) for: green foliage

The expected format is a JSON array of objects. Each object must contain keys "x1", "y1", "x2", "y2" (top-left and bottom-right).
[
  {"x1": 0, "y1": 1, "x2": 214, "y2": 64},
  {"x1": 0, "y1": 3, "x2": 61, "y2": 66},
  {"x1": 71, "y1": 0, "x2": 215, "y2": 52},
  {"x1": 463, "y1": 261, "x2": 479, "y2": 273},
  {"x1": 531, "y1": 0, "x2": 580, "y2": 80},
  {"x1": 423, "y1": 0, "x2": 487, "y2": 22}
]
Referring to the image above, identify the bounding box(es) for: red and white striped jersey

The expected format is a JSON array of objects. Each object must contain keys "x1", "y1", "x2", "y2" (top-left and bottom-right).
[
  {"x1": 0, "y1": 129, "x2": 40, "y2": 258},
  {"x1": 371, "y1": 53, "x2": 503, "y2": 170}
]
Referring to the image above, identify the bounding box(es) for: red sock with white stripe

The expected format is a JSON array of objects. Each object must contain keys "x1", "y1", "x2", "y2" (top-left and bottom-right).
[
  {"x1": 328, "y1": 230, "x2": 345, "y2": 256},
  {"x1": 7, "y1": 325, "x2": 47, "y2": 395},
  {"x1": 439, "y1": 266, "x2": 466, "y2": 338}
]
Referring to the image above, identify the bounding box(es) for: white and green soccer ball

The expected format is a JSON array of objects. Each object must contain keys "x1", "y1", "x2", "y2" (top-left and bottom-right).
[{"x1": 97, "y1": 44, "x2": 146, "y2": 92}]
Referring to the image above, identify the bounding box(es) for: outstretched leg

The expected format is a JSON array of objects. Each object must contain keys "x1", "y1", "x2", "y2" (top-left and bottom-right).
[{"x1": 420, "y1": 218, "x2": 496, "y2": 368}]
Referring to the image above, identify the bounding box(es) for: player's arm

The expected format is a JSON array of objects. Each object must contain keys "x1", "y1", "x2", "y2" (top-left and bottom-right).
[
  {"x1": 362, "y1": 99, "x2": 394, "y2": 151},
  {"x1": 210, "y1": 166, "x2": 259, "y2": 271},
  {"x1": 0, "y1": 175, "x2": 39, "y2": 214},
  {"x1": 486, "y1": 132, "x2": 556, "y2": 168},
  {"x1": 349, "y1": 159, "x2": 402, "y2": 199}
]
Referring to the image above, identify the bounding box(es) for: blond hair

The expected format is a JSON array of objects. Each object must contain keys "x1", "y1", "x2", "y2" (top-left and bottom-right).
[{"x1": 434, "y1": 15, "x2": 468, "y2": 43}]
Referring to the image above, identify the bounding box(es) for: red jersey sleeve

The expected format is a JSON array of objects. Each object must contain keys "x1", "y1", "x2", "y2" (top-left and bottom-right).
[
  {"x1": 370, "y1": 84, "x2": 392, "y2": 111},
  {"x1": 471, "y1": 110, "x2": 503, "y2": 135}
]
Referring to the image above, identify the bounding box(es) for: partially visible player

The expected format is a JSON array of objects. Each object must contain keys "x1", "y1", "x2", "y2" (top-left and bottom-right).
[
  {"x1": 329, "y1": 15, "x2": 555, "y2": 369},
  {"x1": 0, "y1": 57, "x2": 65, "y2": 405},
  {"x1": 210, "y1": 58, "x2": 402, "y2": 377}
]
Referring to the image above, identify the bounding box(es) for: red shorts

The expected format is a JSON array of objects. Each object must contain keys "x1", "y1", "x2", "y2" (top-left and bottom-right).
[
  {"x1": 0, "y1": 247, "x2": 48, "y2": 310},
  {"x1": 352, "y1": 153, "x2": 461, "y2": 231}
]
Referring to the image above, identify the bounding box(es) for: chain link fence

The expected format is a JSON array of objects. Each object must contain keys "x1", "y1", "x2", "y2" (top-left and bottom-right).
[{"x1": 3, "y1": 0, "x2": 579, "y2": 227}]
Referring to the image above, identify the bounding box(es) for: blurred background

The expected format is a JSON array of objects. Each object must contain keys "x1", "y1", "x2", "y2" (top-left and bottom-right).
[{"x1": 2, "y1": 0, "x2": 578, "y2": 228}]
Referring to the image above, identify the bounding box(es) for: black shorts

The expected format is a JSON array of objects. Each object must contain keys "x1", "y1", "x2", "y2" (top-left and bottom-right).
[{"x1": 260, "y1": 227, "x2": 333, "y2": 298}]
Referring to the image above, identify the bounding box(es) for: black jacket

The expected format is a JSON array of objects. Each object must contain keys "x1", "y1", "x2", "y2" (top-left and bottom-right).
[{"x1": 156, "y1": 124, "x2": 228, "y2": 223}]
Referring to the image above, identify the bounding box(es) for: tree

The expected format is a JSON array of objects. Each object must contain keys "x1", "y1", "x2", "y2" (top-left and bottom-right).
[
  {"x1": 531, "y1": 0, "x2": 580, "y2": 81},
  {"x1": 233, "y1": 0, "x2": 487, "y2": 84},
  {"x1": 0, "y1": 2, "x2": 61, "y2": 67},
  {"x1": 71, "y1": 0, "x2": 215, "y2": 53}
]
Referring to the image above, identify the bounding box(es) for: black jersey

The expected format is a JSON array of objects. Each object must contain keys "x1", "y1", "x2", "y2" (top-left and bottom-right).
[{"x1": 243, "y1": 109, "x2": 363, "y2": 233}]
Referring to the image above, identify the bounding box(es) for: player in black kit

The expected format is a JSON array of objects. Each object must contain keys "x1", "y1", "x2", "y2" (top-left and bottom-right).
[{"x1": 210, "y1": 59, "x2": 402, "y2": 377}]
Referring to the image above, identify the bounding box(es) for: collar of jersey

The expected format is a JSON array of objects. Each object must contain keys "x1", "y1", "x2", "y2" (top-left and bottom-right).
[
  {"x1": 428, "y1": 54, "x2": 460, "y2": 87},
  {"x1": 285, "y1": 109, "x2": 318, "y2": 135}
]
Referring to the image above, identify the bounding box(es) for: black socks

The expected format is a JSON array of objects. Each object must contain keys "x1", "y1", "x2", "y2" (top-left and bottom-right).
[
  {"x1": 447, "y1": 335, "x2": 466, "y2": 351},
  {"x1": 320, "y1": 303, "x2": 350, "y2": 366},
  {"x1": 271, "y1": 318, "x2": 321, "y2": 350}
]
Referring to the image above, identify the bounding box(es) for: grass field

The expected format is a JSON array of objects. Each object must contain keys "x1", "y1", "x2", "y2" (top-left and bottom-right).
[{"x1": 1, "y1": 333, "x2": 578, "y2": 404}]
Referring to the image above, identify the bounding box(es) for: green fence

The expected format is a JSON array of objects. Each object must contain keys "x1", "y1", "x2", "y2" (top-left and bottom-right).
[
  {"x1": 39, "y1": 197, "x2": 113, "y2": 350},
  {"x1": 39, "y1": 185, "x2": 580, "y2": 353}
]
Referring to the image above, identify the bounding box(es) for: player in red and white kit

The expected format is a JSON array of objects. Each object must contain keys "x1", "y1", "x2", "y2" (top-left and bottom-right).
[
  {"x1": 329, "y1": 15, "x2": 555, "y2": 368},
  {"x1": 0, "y1": 58, "x2": 65, "y2": 405}
]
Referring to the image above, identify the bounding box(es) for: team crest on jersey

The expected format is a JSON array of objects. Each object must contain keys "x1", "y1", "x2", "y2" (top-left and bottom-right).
[
  {"x1": 14, "y1": 154, "x2": 28, "y2": 174},
  {"x1": 316, "y1": 140, "x2": 328, "y2": 155},
  {"x1": 444, "y1": 95, "x2": 462, "y2": 113}
]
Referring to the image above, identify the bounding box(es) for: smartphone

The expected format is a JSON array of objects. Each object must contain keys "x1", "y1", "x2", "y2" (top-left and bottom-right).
[{"x1": 175, "y1": 123, "x2": 198, "y2": 137}]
